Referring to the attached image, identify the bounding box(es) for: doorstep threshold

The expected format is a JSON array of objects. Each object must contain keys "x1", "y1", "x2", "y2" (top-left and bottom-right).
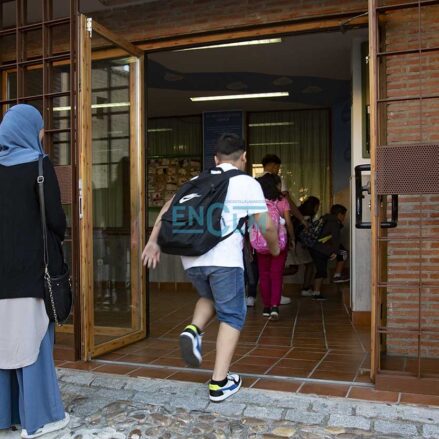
[{"x1": 93, "y1": 358, "x2": 374, "y2": 388}]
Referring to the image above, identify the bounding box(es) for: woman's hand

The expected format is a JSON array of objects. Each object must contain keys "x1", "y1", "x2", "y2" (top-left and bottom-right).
[
  {"x1": 142, "y1": 241, "x2": 161, "y2": 269},
  {"x1": 289, "y1": 239, "x2": 295, "y2": 250}
]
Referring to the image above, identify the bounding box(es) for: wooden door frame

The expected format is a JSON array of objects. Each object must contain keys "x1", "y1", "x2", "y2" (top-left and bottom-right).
[
  {"x1": 76, "y1": 10, "x2": 371, "y2": 361},
  {"x1": 78, "y1": 14, "x2": 146, "y2": 360}
]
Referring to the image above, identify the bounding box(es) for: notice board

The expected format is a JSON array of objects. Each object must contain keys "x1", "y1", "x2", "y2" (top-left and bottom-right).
[{"x1": 203, "y1": 111, "x2": 243, "y2": 170}]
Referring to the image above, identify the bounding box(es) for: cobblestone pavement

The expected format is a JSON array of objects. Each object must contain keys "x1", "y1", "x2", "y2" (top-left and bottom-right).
[{"x1": 0, "y1": 369, "x2": 438, "y2": 439}]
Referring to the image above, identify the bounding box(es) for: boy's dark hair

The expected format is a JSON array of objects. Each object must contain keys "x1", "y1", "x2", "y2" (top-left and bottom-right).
[
  {"x1": 331, "y1": 204, "x2": 347, "y2": 216},
  {"x1": 257, "y1": 173, "x2": 282, "y2": 201},
  {"x1": 262, "y1": 154, "x2": 281, "y2": 167},
  {"x1": 215, "y1": 133, "x2": 246, "y2": 160},
  {"x1": 299, "y1": 196, "x2": 321, "y2": 217}
]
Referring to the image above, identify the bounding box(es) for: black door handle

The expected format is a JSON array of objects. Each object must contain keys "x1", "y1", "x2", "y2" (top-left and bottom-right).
[{"x1": 355, "y1": 164, "x2": 398, "y2": 229}]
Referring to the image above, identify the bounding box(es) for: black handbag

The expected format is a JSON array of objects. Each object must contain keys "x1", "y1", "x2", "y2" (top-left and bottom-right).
[{"x1": 37, "y1": 156, "x2": 73, "y2": 326}]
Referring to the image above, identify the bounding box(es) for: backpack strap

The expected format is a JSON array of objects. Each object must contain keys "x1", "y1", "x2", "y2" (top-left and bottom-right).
[{"x1": 220, "y1": 215, "x2": 247, "y2": 241}]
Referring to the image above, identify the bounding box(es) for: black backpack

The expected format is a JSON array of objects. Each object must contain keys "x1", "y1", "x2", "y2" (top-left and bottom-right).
[{"x1": 158, "y1": 168, "x2": 247, "y2": 256}]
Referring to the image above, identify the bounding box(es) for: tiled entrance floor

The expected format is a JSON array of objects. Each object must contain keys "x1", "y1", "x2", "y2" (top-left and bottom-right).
[{"x1": 58, "y1": 288, "x2": 439, "y2": 405}]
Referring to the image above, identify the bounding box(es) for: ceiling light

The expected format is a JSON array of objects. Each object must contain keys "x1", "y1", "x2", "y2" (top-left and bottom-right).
[
  {"x1": 147, "y1": 128, "x2": 173, "y2": 133},
  {"x1": 53, "y1": 102, "x2": 130, "y2": 112},
  {"x1": 249, "y1": 142, "x2": 299, "y2": 146},
  {"x1": 249, "y1": 122, "x2": 294, "y2": 127},
  {"x1": 178, "y1": 38, "x2": 282, "y2": 51},
  {"x1": 190, "y1": 92, "x2": 289, "y2": 102}
]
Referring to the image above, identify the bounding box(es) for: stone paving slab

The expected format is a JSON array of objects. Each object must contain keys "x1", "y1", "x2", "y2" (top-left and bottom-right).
[{"x1": 0, "y1": 369, "x2": 437, "y2": 438}]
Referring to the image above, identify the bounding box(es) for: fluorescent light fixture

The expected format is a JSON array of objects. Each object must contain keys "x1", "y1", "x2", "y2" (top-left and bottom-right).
[
  {"x1": 178, "y1": 38, "x2": 282, "y2": 51},
  {"x1": 190, "y1": 92, "x2": 289, "y2": 102},
  {"x1": 248, "y1": 122, "x2": 294, "y2": 127},
  {"x1": 147, "y1": 128, "x2": 173, "y2": 133},
  {"x1": 93, "y1": 102, "x2": 130, "y2": 109},
  {"x1": 53, "y1": 102, "x2": 130, "y2": 112},
  {"x1": 249, "y1": 142, "x2": 299, "y2": 146}
]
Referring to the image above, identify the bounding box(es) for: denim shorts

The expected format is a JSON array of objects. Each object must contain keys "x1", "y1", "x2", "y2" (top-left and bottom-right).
[{"x1": 185, "y1": 266, "x2": 246, "y2": 331}]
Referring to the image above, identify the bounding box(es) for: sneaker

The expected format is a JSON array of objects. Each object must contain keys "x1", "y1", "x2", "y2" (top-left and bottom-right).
[
  {"x1": 333, "y1": 274, "x2": 350, "y2": 283},
  {"x1": 21, "y1": 413, "x2": 70, "y2": 438},
  {"x1": 270, "y1": 307, "x2": 279, "y2": 320},
  {"x1": 280, "y1": 295, "x2": 291, "y2": 305},
  {"x1": 262, "y1": 307, "x2": 271, "y2": 317},
  {"x1": 179, "y1": 324, "x2": 202, "y2": 368},
  {"x1": 246, "y1": 296, "x2": 256, "y2": 307},
  {"x1": 313, "y1": 292, "x2": 327, "y2": 301},
  {"x1": 301, "y1": 289, "x2": 314, "y2": 297},
  {"x1": 209, "y1": 373, "x2": 242, "y2": 402}
]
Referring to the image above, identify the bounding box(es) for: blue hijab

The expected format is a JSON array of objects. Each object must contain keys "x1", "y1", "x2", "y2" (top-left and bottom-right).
[{"x1": 0, "y1": 104, "x2": 46, "y2": 167}]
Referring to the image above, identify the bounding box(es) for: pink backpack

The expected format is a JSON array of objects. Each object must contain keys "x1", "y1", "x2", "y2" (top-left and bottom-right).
[{"x1": 250, "y1": 199, "x2": 288, "y2": 255}]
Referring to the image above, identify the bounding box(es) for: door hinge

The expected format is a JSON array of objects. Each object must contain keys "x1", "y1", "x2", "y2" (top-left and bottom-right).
[{"x1": 86, "y1": 17, "x2": 93, "y2": 38}]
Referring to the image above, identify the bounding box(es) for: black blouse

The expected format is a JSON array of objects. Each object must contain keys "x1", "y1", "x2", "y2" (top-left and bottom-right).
[{"x1": 0, "y1": 157, "x2": 66, "y2": 300}]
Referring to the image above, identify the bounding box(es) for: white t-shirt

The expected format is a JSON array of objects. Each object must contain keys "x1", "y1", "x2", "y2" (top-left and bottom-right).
[{"x1": 181, "y1": 163, "x2": 267, "y2": 270}]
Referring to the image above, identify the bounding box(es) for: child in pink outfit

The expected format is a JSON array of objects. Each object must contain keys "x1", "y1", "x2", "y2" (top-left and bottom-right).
[{"x1": 255, "y1": 173, "x2": 294, "y2": 320}]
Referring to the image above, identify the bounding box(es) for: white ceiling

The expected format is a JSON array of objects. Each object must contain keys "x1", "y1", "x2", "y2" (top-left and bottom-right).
[
  {"x1": 147, "y1": 29, "x2": 368, "y2": 118},
  {"x1": 151, "y1": 30, "x2": 367, "y2": 80}
]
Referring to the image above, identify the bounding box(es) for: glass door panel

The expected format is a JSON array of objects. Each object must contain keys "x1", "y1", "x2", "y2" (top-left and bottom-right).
[{"x1": 79, "y1": 15, "x2": 145, "y2": 358}]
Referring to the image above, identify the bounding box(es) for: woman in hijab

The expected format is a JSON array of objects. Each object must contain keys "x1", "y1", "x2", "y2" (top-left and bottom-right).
[{"x1": 0, "y1": 105, "x2": 69, "y2": 438}]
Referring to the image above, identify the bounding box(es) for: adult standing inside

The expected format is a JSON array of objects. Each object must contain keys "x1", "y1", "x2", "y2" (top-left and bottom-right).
[{"x1": 0, "y1": 104, "x2": 70, "y2": 438}]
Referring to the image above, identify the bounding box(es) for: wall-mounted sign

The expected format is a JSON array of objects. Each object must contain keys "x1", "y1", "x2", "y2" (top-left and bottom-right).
[{"x1": 203, "y1": 111, "x2": 243, "y2": 170}]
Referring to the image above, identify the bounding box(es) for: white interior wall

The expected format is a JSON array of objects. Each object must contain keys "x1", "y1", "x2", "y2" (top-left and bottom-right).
[{"x1": 350, "y1": 38, "x2": 371, "y2": 312}]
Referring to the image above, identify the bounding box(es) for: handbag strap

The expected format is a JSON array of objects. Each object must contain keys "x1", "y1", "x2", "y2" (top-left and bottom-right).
[{"x1": 37, "y1": 155, "x2": 49, "y2": 270}]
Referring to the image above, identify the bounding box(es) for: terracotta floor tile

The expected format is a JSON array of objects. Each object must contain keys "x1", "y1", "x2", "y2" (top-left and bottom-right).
[
  {"x1": 241, "y1": 377, "x2": 259, "y2": 388},
  {"x1": 400, "y1": 392, "x2": 439, "y2": 406},
  {"x1": 129, "y1": 368, "x2": 175, "y2": 379},
  {"x1": 97, "y1": 352, "x2": 127, "y2": 361},
  {"x1": 299, "y1": 382, "x2": 350, "y2": 397},
  {"x1": 232, "y1": 364, "x2": 270, "y2": 374},
  {"x1": 61, "y1": 361, "x2": 101, "y2": 371},
  {"x1": 55, "y1": 360, "x2": 68, "y2": 367},
  {"x1": 258, "y1": 336, "x2": 292, "y2": 346},
  {"x1": 233, "y1": 356, "x2": 279, "y2": 368},
  {"x1": 250, "y1": 347, "x2": 291, "y2": 357},
  {"x1": 284, "y1": 351, "x2": 326, "y2": 361},
  {"x1": 276, "y1": 358, "x2": 317, "y2": 369},
  {"x1": 53, "y1": 348, "x2": 75, "y2": 362},
  {"x1": 348, "y1": 386, "x2": 399, "y2": 403},
  {"x1": 152, "y1": 357, "x2": 187, "y2": 368},
  {"x1": 252, "y1": 379, "x2": 301, "y2": 392},
  {"x1": 269, "y1": 366, "x2": 310, "y2": 378},
  {"x1": 94, "y1": 364, "x2": 139, "y2": 375},
  {"x1": 110, "y1": 344, "x2": 146, "y2": 354},
  {"x1": 310, "y1": 370, "x2": 356, "y2": 381},
  {"x1": 355, "y1": 372, "x2": 373, "y2": 384},
  {"x1": 118, "y1": 354, "x2": 161, "y2": 364},
  {"x1": 168, "y1": 371, "x2": 210, "y2": 384},
  {"x1": 200, "y1": 360, "x2": 215, "y2": 369}
]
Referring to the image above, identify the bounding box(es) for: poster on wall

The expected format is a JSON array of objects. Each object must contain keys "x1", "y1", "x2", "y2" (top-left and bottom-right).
[
  {"x1": 147, "y1": 157, "x2": 201, "y2": 207},
  {"x1": 203, "y1": 111, "x2": 243, "y2": 170}
]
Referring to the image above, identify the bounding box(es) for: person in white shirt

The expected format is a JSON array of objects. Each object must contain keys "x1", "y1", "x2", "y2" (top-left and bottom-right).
[{"x1": 143, "y1": 134, "x2": 279, "y2": 402}]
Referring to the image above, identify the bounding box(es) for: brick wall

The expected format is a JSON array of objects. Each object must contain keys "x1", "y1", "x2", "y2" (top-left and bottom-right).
[
  {"x1": 384, "y1": 4, "x2": 439, "y2": 360},
  {"x1": 90, "y1": 0, "x2": 367, "y2": 42}
]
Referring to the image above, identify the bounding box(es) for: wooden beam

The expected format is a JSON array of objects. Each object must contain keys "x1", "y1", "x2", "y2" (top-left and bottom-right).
[
  {"x1": 92, "y1": 19, "x2": 143, "y2": 57},
  {"x1": 78, "y1": 14, "x2": 94, "y2": 361},
  {"x1": 368, "y1": 0, "x2": 380, "y2": 383},
  {"x1": 137, "y1": 15, "x2": 368, "y2": 52},
  {"x1": 129, "y1": 55, "x2": 147, "y2": 339}
]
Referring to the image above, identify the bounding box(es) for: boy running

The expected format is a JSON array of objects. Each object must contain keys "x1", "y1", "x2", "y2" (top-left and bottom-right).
[{"x1": 142, "y1": 134, "x2": 279, "y2": 402}]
